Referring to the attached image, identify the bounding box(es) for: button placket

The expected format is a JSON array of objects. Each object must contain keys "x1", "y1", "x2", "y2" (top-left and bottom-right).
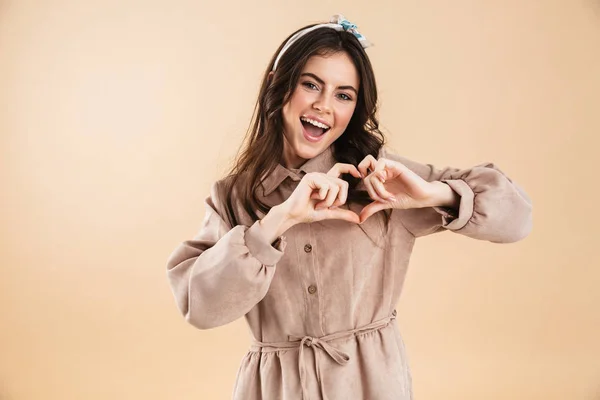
[
  {"x1": 305, "y1": 245, "x2": 317, "y2": 295},
  {"x1": 304, "y1": 243, "x2": 316, "y2": 294},
  {"x1": 299, "y1": 224, "x2": 323, "y2": 336}
]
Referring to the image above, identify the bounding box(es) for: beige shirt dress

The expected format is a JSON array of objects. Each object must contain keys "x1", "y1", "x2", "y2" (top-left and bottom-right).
[{"x1": 166, "y1": 145, "x2": 533, "y2": 400}]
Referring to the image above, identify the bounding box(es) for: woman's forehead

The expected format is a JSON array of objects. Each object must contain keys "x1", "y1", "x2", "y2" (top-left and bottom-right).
[{"x1": 301, "y1": 53, "x2": 359, "y2": 88}]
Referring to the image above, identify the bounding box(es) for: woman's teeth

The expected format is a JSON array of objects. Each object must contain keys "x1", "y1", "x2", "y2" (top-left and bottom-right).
[{"x1": 300, "y1": 116, "x2": 330, "y2": 130}]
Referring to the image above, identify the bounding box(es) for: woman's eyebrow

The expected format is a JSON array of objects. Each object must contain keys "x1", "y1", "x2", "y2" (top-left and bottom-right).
[{"x1": 300, "y1": 72, "x2": 358, "y2": 95}]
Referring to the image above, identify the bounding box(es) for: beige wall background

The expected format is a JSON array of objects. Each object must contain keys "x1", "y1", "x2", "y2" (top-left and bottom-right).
[{"x1": 1, "y1": 0, "x2": 599, "y2": 399}]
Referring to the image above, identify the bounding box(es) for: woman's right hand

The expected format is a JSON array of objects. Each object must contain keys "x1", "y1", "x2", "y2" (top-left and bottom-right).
[{"x1": 281, "y1": 163, "x2": 363, "y2": 225}]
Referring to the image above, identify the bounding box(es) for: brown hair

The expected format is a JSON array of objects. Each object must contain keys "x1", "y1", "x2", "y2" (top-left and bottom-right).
[{"x1": 220, "y1": 21, "x2": 388, "y2": 227}]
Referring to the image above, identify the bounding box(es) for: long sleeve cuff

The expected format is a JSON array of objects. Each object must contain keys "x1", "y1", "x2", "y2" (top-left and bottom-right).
[
  {"x1": 432, "y1": 179, "x2": 475, "y2": 231},
  {"x1": 245, "y1": 220, "x2": 286, "y2": 266}
]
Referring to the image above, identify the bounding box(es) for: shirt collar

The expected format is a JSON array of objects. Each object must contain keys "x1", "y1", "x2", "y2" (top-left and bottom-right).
[{"x1": 260, "y1": 145, "x2": 337, "y2": 197}]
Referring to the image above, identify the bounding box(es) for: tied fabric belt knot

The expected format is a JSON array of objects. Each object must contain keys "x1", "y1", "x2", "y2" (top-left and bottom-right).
[
  {"x1": 251, "y1": 311, "x2": 397, "y2": 400},
  {"x1": 293, "y1": 335, "x2": 350, "y2": 365}
]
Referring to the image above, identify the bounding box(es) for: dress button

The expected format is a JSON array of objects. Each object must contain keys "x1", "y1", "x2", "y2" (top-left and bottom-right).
[
  {"x1": 307, "y1": 285, "x2": 317, "y2": 294},
  {"x1": 304, "y1": 244, "x2": 312, "y2": 253}
]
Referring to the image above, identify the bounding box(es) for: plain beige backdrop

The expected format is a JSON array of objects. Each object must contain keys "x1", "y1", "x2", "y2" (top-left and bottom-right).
[{"x1": 1, "y1": 0, "x2": 599, "y2": 399}]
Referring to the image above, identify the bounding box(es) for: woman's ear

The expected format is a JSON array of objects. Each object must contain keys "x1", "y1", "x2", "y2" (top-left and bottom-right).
[{"x1": 267, "y1": 71, "x2": 274, "y2": 82}]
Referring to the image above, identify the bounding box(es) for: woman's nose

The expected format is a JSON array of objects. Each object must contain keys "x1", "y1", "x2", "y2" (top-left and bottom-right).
[{"x1": 312, "y1": 94, "x2": 332, "y2": 114}]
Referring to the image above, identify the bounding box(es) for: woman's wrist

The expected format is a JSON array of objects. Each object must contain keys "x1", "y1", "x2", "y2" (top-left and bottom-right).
[
  {"x1": 429, "y1": 180, "x2": 460, "y2": 209},
  {"x1": 259, "y1": 203, "x2": 296, "y2": 244}
]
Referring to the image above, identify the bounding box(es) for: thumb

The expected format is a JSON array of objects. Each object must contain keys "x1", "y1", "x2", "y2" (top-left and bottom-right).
[
  {"x1": 320, "y1": 208, "x2": 360, "y2": 224},
  {"x1": 359, "y1": 201, "x2": 389, "y2": 224}
]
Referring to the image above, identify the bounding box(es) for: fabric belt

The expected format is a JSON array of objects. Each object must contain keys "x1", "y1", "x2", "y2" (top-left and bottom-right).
[{"x1": 250, "y1": 310, "x2": 397, "y2": 400}]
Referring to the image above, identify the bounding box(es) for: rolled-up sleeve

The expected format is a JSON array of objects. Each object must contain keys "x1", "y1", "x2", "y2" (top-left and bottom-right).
[
  {"x1": 381, "y1": 147, "x2": 533, "y2": 243},
  {"x1": 166, "y1": 181, "x2": 286, "y2": 330}
]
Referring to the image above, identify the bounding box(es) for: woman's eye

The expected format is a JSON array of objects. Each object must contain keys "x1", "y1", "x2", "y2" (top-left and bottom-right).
[
  {"x1": 302, "y1": 82, "x2": 318, "y2": 90},
  {"x1": 338, "y1": 93, "x2": 352, "y2": 101}
]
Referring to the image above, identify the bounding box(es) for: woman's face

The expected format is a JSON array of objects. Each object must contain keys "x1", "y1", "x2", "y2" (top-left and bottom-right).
[{"x1": 281, "y1": 52, "x2": 360, "y2": 169}]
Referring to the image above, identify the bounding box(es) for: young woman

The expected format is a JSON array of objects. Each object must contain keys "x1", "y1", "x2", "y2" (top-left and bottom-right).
[{"x1": 166, "y1": 15, "x2": 532, "y2": 400}]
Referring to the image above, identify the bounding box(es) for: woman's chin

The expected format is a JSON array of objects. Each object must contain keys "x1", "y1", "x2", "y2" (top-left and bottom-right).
[
  {"x1": 282, "y1": 133, "x2": 332, "y2": 167},
  {"x1": 296, "y1": 141, "x2": 327, "y2": 158}
]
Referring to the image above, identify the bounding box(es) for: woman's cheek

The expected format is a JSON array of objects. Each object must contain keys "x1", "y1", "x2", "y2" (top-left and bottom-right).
[{"x1": 341, "y1": 108, "x2": 355, "y2": 125}]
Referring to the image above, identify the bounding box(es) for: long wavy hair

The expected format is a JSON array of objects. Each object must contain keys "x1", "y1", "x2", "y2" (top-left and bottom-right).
[{"x1": 220, "y1": 21, "x2": 388, "y2": 227}]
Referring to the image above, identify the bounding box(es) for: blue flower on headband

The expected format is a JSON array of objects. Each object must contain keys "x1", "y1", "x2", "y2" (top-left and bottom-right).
[
  {"x1": 330, "y1": 14, "x2": 370, "y2": 47},
  {"x1": 339, "y1": 19, "x2": 357, "y2": 31}
]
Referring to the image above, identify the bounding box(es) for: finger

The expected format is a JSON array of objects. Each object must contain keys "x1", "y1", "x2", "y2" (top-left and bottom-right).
[
  {"x1": 305, "y1": 174, "x2": 331, "y2": 202},
  {"x1": 357, "y1": 154, "x2": 378, "y2": 178},
  {"x1": 313, "y1": 177, "x2": 349, "y2": 208},
  {"x1": 327, "y1": 163, "x2": 362, "y2": 179},
  {"x1": 359, "y1": 201, "x2": 390, "y2": 223},
  {"x1": 370, "y1": 173, "x2": 396, "y2": 201},
  {"x1": 373, "y1": 158, "x2": 388, "y2": 182},
  {"x1": 363, "y1": 174, "x2": 387, "y2": 203},
  {"x1": 320, "y1": 208, "x2": 360, "y2": 224},
  {"x1": 335, "y1": 178, "x2": 349, "y2": 206},
  {"x1": 318, "y1": 183, "x2": 328, "y2": 200},
  {"x1": 375, "y1": 158, "x2": 411, "y2": 179},
  {"x1": 316, "y1": 182, "x2": 339, "y2": 210}
]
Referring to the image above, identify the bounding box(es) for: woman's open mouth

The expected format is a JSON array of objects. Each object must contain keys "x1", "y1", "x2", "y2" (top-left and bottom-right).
[{"x1": 300, "y1": 116, "x2": 331, "y2": 143}]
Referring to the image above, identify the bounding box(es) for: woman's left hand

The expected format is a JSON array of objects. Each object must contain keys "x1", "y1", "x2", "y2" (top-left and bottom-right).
[{"x1": 357, "y1": 154, "x2": 457, "y2": 223}]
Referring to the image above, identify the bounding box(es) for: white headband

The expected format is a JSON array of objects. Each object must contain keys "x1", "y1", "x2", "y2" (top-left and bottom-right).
[{"x1": 272, "y1": 14, "x2": 372, "y2": 72}]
